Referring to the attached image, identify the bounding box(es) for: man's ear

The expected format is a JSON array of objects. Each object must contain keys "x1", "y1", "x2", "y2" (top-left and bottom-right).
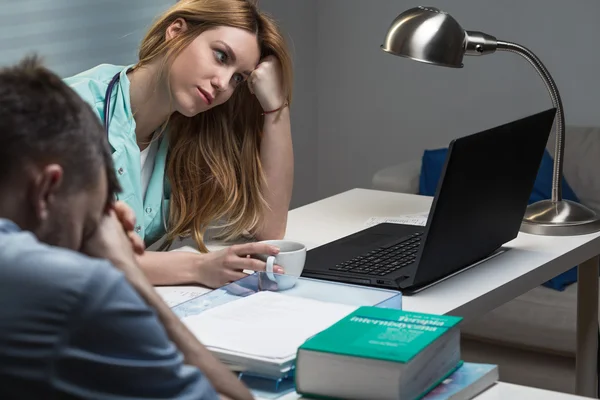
[
  {"x1": 166, "y1": 18, "x2": 188, "y2": 41},
  {"x1": 32, "y1": 164, "x2": 64, "y2": 222}
]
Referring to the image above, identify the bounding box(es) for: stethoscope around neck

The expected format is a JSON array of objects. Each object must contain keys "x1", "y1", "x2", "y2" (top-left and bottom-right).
[{"x1": 104, "y1": 71, "x2": 168, "y2": 233}]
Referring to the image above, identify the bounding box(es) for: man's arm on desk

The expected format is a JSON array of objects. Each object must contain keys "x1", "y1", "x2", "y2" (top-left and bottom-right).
[
  {"x1": 134, "y1": 277, "x2": 254, "y2": 400},
  {"x1": 66, "y1": 261, "x2": 253, "y2": 400},
  {"x1": 80, "y1": 208, "x2": 253, "y2": 400}
]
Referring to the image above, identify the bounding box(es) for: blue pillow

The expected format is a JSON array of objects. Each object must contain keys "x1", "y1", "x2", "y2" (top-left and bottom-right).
[{"x1": 418, "y1": 147, "x2": 580, "y2": 291}]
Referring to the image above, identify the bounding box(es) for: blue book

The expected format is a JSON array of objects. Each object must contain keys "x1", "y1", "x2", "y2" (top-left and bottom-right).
[{"x1": 423, "y1": 362, "x2": 498, "y2": 400}]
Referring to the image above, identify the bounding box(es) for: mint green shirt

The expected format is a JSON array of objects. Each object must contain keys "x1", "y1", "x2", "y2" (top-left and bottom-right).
[{"x1": 65, "y1": 64, "x2": 170, "y2": 245}]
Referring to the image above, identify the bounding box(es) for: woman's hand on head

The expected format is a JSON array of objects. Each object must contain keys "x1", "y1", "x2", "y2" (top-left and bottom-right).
[
  {"x1": 196, "y1": 242, "x2": 283, "y2": 288},
  {"x1": 248, "y1": 55, "x2": 286, "y2": 112}
]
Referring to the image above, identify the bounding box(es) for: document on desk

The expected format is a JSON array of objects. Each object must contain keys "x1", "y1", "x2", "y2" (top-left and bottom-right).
[
  {"x1": 182, "y1": 291, "x2": 357, "y2": 361},
  {"x1": 154, "y1": 286, "x2": 212, "y2": 308},
  {"x1": 364, "y1": 212, "x2": 429, "y2": 228}
]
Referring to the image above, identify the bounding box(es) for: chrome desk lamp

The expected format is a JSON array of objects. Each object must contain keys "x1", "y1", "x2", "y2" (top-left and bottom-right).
[{"x1": 381, "y1": 6, "x2": 600, "y2": 236}]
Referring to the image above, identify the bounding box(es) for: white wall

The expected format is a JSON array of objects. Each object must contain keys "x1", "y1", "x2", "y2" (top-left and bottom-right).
[{"x1": 315, "y1": 0, "x2": 600, "y2": 199}]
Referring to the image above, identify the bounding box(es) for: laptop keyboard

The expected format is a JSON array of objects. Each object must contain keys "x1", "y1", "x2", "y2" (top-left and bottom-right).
[{"x1": 329, "y1": 232, "x2": 423, "y2": 276}]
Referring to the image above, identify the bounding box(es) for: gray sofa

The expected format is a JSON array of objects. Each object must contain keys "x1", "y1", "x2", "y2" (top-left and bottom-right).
[{"x1": 371, "y1": 126, "x2": 600, "y2": 394}]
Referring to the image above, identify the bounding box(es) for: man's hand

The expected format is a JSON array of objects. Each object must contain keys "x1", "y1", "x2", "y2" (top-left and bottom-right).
[
  {"x1": 81, "y1": 201, "x2": 146, "y2": 287},
  {"x1": 113, "y1": 201, "x2": 145, "y2": 256}
]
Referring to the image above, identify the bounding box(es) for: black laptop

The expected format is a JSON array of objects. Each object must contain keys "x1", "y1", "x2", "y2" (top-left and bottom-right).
[{"x1": 301, "y1": 108, "x2": 557, "y2": 294}]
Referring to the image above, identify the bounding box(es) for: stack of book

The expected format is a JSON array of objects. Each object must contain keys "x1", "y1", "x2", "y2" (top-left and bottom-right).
[
  {"x1": 422, "y1": 362, "x2": 498, "y2": 400},
  {"x1": 295, "y1": 306, "x2": 497, "y2": 400}
]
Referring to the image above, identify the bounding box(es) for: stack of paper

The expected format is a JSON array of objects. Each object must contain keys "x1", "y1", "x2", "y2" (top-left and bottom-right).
[
  {"x1": 155, "y1": 286, "x2": 212, "y2": 308},
  {"x1": 181, "y1": 291, "x2": 357, "y2": 378},
  {"x1": 364, "y1": 212, "x2": 429, "y2": 228}
]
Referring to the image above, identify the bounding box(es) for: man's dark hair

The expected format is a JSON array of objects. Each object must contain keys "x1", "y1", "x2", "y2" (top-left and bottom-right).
[{"x1": 0, "y1": 55, "x2": 120, "y2": 200}]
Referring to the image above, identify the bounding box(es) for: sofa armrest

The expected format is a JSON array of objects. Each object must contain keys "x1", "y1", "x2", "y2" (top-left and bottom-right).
[{"x1": 372, "y1": 159, "x2": 421, "y2": 194}]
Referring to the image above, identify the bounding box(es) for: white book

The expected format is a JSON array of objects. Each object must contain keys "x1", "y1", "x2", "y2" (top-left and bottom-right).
[{"x1": 181, "y1": 291, "x2": 357, "y2": 377}]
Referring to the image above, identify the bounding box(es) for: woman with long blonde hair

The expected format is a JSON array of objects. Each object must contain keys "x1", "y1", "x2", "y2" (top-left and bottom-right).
[{"x1": 65, "y1": 0, "x2": 294, "y2": 288}]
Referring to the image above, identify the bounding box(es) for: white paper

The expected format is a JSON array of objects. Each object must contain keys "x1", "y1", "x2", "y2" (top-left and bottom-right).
[
  {"x1": 182, "y1": 291, "x2": 357, "y2": 360},
  {"x1": 364, "y1": 212, "x2": 429, "y2": 228},
  {"x1": 155, "y1": 286, "x2": 212, "y2": 307}
]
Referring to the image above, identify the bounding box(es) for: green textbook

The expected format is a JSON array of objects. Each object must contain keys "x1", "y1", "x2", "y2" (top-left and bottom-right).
[{"x1": 295, "y1": 306, "x2": 462, "y2": 400}]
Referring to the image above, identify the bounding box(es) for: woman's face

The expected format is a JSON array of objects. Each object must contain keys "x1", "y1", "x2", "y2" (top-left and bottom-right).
[{"x1": 167, "y1": 23, "x2": 261, "y2": 117}]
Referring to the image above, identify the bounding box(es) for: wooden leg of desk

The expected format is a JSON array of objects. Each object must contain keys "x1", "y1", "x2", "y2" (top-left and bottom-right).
[{"x1": 576, "y1": 255, "x2": 599, "y2": 398}]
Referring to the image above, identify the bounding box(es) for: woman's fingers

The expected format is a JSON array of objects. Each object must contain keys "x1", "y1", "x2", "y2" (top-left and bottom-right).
[
  {"x1": 226, "y1": 271, "x2": 250, "y2": 284},
  {"x1": 231, "y1": 242, "x2": 279, "y2": 257},
  {"x1": 224, "y1": 252, "x2": 284, "y2": 273}
]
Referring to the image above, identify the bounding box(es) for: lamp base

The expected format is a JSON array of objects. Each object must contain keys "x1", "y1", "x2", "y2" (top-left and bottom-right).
[{"x1": 520, "y1": 199, "x2": 600, "y2": 236}]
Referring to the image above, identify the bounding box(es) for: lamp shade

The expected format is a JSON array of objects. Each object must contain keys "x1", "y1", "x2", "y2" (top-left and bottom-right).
[{"x1": 381, "y1": 6, "x2": 467, "y2": 68}]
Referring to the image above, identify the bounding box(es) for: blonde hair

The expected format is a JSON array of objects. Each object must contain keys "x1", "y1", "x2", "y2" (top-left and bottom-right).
[{"x1": 135, "y1": 0, "x2": 293, "y2": 252}]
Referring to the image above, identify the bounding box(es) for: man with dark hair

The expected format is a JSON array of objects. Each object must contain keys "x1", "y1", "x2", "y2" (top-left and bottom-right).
[{"x1": 0, "y1": 56, "x2": 253, "y2": 400}]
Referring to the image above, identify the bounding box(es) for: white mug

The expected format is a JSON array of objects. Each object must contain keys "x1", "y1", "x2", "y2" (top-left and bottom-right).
[{"x1": 255, "y1": 240, "x2": 307, "y2": 290}]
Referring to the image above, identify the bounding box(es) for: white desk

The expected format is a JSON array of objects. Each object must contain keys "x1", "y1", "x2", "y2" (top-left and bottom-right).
[
  {"x1": 283, "y1": 189, "x2": 597, "y2": 316},
  {"x1": 284, "y1": 188, "x2": 600, "y2": 397},
  {"x1": 170, "y1": 188, "x2": 600, "y2": 397},
  {"x1": 263, "y1": 382, "x2": 591, "y2": 400}
]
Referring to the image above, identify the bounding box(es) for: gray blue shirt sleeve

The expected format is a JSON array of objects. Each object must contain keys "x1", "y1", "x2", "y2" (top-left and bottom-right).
[
  {"x1": 54, "y1": 266, "x2": 219, "y2": 399},
  {"x1": 0, "y1": 221, "x2": 219, "y2": 399}
]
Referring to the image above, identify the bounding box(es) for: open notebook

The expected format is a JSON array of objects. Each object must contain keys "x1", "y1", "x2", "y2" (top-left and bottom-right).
[{"x1": 182, "y1": 291, "x2": 357, "y2": 378}]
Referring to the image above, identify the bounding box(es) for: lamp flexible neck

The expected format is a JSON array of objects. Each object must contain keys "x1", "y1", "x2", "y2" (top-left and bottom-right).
[{"x1": 496, "y1": 40, "x2": 565, "y2": 202}]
